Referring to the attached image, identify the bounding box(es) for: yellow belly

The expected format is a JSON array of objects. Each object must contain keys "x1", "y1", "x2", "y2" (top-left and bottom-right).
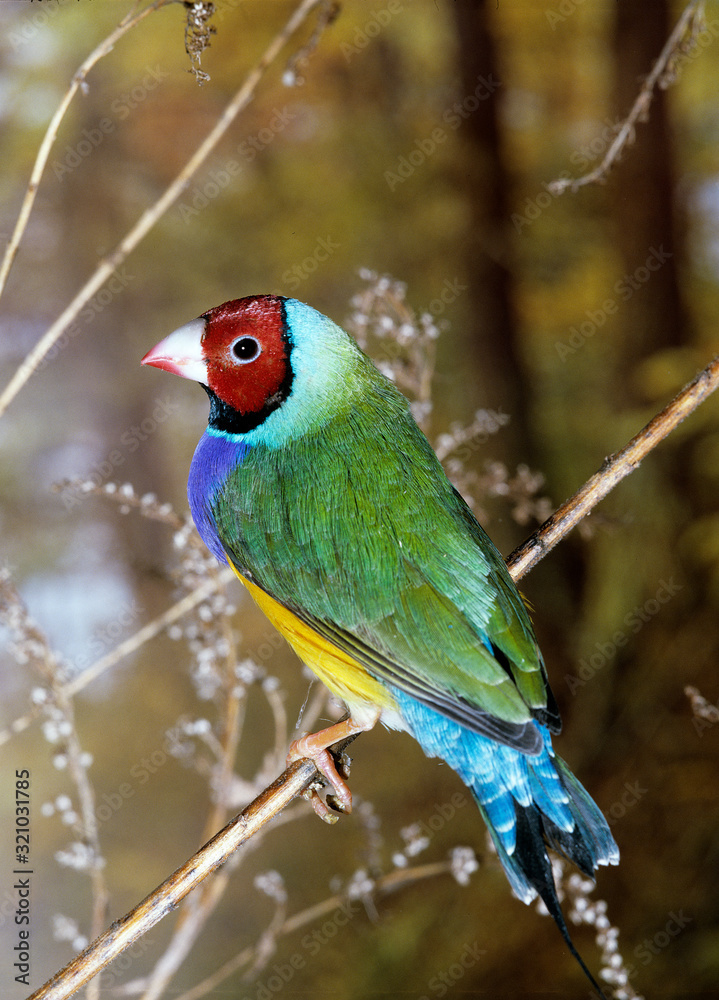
[{"x1": 236, "y1": 569, "x2": 397, "y2": 718}]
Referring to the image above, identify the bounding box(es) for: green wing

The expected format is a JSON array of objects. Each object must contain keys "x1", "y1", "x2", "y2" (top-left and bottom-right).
[{"x1": 212, "y1": 381, "x2": 559, "y2": 753}]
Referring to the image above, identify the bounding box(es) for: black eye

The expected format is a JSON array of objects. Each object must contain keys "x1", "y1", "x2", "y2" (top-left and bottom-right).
[{"x1": 231, "y1": 336, "x2": 261, "y2": 363}]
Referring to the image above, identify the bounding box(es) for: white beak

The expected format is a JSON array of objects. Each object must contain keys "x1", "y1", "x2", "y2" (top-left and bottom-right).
[{"x1": 141, "y1": 317, "x2": 208, "y2": 383}]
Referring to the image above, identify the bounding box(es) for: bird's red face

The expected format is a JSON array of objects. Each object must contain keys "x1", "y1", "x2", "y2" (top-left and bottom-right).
[{"x1": 142, "y1": 296, "x2": 293, "y2": 419}]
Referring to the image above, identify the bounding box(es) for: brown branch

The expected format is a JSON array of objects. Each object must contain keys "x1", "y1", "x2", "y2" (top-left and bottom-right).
[
  {"x1": 27, "y1": 755, "x2": 332, "y2": 1000},
  {"x1": 547, "y1": 0, "x2": 705, "y2": 196},
  {"x1": 0, "y1": 0, "x2": 325, "y2": 418},
  {"x1": 133, "y1": 585, "x2": 249, "y2": 1000},
  {"x1": 507, "y1": 355, "x2": 719, "y2": 580},
  {"x1": 29, "y1": 728, "x2": 452, "y2": 1000}
]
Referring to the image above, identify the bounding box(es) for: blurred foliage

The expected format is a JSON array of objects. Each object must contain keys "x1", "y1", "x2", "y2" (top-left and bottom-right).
[{"x1": 1, "y1": 0, "x2": 719, "y2": 997}]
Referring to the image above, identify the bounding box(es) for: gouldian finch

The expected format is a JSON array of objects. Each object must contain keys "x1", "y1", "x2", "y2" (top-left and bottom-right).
[{"x1": 142, "y1": 295, "x2": 618, "y2": 993}]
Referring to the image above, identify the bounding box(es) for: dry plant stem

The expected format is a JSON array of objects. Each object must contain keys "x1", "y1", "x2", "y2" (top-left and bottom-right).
[
  {"x1": 548, "y1": 0, "x2": 704, "y2": 196},
  {"x1": 172, "y1": 860, "x2": 452, "y2": 1000},
  {"x1": 59, "y1": 696, "x2": 108, "y2": 1000},
  {"x1": 266, "y1": 680, "x2": 291, "y2": 766},
  {"x1": 0, "y1": 0, "x2": 170, "y2": 300},
  {"x1": 209, "y1": 617, "x2": 245, "y2": 816},
  {"x1": 0, "y1": 0, "x2": 325, "y2": 418},
  {"x1": 0, "y1": 576, "x2": 109, "y2": 999},
  {"x1": 46, "y1": 686, "x2": 108, "y2": 1000},
  {"x1": 507, "y1": 355, "x2": 719, "y2": 581},
  {"x1": 0, "y1": 566, "x2": 236, "y2": 748},
  {"x1": 27, "y1": 754, "x2": 344, "y2": 1000},
  {"x1": 137, "y1": 612, "x2": 245, "y2": 1000}
]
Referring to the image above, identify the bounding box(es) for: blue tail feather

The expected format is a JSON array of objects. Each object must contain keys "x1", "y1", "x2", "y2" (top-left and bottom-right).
[{"x1": 393, "y1": 691, "x2": 619, "y2": 997}]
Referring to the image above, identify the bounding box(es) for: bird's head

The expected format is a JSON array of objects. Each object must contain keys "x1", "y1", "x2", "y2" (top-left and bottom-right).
[{"x1": 142, "y1": 295, "x2": 366, "y2": 440}]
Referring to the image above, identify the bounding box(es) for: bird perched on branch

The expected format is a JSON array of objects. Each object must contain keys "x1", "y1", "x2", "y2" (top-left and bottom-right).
[{"x1": 143, "y1": 295, "x2": 618, "y2": 995}]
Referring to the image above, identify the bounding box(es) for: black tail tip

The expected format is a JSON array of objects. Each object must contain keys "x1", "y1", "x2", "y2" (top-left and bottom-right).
[{"x1": 515, "y1": 807, "x2": 610, "y2": 998}]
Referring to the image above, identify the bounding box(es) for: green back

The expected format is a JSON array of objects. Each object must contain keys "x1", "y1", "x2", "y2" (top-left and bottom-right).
[{"x1": 210, "y1": 363, "x2": 555, "y2": 743}]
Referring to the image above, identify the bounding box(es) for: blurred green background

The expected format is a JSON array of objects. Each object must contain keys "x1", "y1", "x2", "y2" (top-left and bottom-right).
[{"x1": 1, "y1": 0, "x2": 719, "y2": 996}]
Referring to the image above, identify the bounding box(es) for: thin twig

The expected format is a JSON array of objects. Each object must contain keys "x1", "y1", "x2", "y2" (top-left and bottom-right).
[
  {"x1": 547, "y1": 0, "x2": 705, "y2": 196},
  {"x1": 0, "y1": 0, "x2": 324, "y2": 418},
  {"x1": 0, "y1": 567, "x2": 236, "y2": 748},
  {"x1": 0, "y1": 0, "x2": 171, "y2": 300},
  {"x1": 134, "y1": 591, "x2": 246, "y2": 1000},
  {"x1": 60, "y1": 693, "x2": 108, "y2": 1000},
  {"x1": 172, "y1": 860, "x2": 452, "y2": 1000},
  {"x1": 507, "y1": 355, "x2": 719, "y2": 580},
  {"x1": 0, "y1": 574, "x2": 110, "y2": 996},
  {"x1": 27, "y1": 742, "x2": 357, "y2": 1000},
  {"x1": 265, "y1": 679, "x2": 291, "y2": 768}
]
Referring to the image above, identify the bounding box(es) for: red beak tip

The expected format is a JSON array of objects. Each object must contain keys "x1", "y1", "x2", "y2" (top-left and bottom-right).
[{"x1": 141, "y1": 348, "x2": 166, "y2": 369}]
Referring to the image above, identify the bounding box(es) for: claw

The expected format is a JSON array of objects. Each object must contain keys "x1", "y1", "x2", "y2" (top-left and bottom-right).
[
  {"x1": 290, "y1": 744, "x2": 353, "y2": 812},
  {"x1": 335, "y1": 752, "x2": 352, "y2": 781},
  {"x1": 286, "y1": 713, "x2": 378, "y2": 823},
  {"x1": 301, "y1": 786, "x2": 340, "y2": 824}
]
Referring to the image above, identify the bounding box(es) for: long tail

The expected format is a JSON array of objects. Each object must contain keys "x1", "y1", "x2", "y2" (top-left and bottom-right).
[
  {"x1": 476, "y1": 754, "x2": 619, "y2": 998},
  {"x1": 397, "y1": 697, "x2": 619, "y2": 997}
]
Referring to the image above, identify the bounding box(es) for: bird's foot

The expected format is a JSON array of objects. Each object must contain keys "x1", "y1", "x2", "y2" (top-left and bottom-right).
[
  {"x1": 297, "y1": 747, "x2": 352, "y2": 824},
  {"x1": 287, "y1": 714, "x2": 378, "y2": 824}
]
